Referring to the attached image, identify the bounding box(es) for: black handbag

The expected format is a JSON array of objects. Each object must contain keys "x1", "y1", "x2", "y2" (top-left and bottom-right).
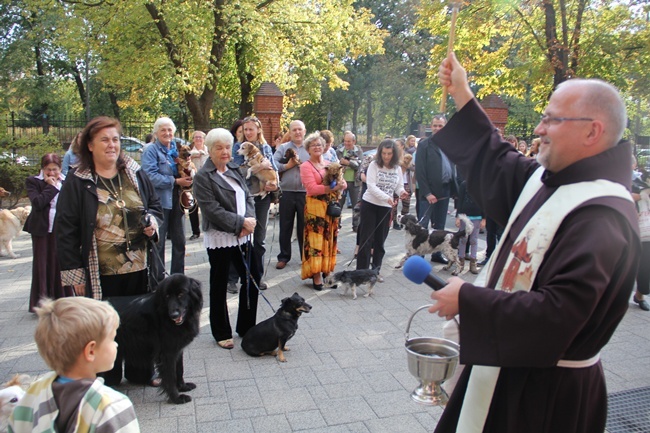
[{"x1": 326, "y1": 200, "x2": 342, "y2": 217}]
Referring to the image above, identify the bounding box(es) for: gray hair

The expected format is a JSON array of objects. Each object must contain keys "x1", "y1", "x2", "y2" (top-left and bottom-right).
[
  {"x1": 153, "y1": 117, "x2": 177, "y2": 135},
  {"x1": 557, "y1": 79, "x2": 627, "y2": 145},
  {"x1": 304, "y1": 132, "x2": 325, "y2": 151},
  {"x1": 204, "y1": 128, "x2": 234, "y2": 151}
]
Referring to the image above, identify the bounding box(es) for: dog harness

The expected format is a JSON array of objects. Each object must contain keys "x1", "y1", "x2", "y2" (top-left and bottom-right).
[{"x1": 456, "y1": 166, "x2": 633, "y2": 433}]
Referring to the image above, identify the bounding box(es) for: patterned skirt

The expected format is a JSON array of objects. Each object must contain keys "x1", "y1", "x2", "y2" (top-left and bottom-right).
[{"x1": 301, "y1": 193, "x2": 339, "y2": 279}]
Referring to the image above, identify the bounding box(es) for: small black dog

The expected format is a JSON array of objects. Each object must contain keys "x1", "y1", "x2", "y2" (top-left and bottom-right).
[
  {"x1": 241, "y1": 292, "x2": 311, "y2": 362},
  {"x1": 106, "y1": 274, "x2": 203, "y2": 404},
  {"x1": 324, "y1": 269, "x2": 379, "y2": 300}
]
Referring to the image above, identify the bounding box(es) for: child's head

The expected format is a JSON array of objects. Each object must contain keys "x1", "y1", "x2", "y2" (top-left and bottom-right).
[{"x1": 34, "y1": 298, "x2": 120, "y2": 376}]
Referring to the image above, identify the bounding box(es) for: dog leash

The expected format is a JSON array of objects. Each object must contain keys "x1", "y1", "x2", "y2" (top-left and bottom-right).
[
  {"x1": 148, "y1": 239, "x2": 170, "y2": 291},
  {"x1": 416, "y1": 198, "x2": 449, "y2": 225},
  {"x1": 237, "y1": 238, "x2": 276, "y2": 313},
  {"x1": 344, "y1": 204, "x2": 392, "y2": 269}
]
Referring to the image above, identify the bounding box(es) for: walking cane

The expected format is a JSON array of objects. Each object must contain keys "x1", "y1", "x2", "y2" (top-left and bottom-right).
[{"x1": 439, "y1": 1, "x2": 462, "y2": 114}]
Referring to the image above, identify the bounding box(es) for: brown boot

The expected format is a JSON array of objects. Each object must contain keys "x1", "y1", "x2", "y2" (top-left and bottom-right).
[{"x1": 469, "y1": 258, "x2": 479, "y2": 274}]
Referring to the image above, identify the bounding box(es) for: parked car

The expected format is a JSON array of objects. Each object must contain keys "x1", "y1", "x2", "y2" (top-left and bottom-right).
[{"x1": 120, "y1": 136, "x2": 145, "y2": 153}]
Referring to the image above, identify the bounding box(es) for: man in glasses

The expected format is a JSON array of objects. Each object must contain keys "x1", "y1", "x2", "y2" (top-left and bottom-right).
[{"x1": 427, "y1": 53, "x2": 640, "y2": 433}]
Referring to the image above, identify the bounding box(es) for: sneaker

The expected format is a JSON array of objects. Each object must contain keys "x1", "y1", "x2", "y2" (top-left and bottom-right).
[{"x1": 227, "y1": 282, "x2": 238, "y2": 294}]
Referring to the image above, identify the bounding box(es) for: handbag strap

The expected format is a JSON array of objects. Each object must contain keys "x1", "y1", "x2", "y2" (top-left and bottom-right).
[{"x1": 307, "y1": 160, "x2": 324, "y2": 184}]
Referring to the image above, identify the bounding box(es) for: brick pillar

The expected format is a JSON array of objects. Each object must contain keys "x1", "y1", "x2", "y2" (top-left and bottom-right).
[
  {"x1": 480, "y1": 94, "x2": 509, "y2": 134},
  {"x1": 253, "y1": 82, "x2": 284, "y2": 143}
]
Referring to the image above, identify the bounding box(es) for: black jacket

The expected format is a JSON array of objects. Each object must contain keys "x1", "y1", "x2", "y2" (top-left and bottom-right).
[
  {"x1": 415, "y1": 135, "x2": 458, "y2": 199},
  {"x1": 56, "y1": 159, "x2": 162, "y2": 299},
  {"x1": 24, "y1": 176, "x2": 60, "y2": 236}
]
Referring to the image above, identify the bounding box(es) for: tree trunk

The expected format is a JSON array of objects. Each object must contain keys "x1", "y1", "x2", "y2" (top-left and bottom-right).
[
  {"x1": 71, "y1": 64, "x2": 87, "y2": 112},
  {"x1": 366, "y1": 89, "x2": 373, "y2": 146},
  {"x1": 145, "y1": 0, "x2": 228, "y2": 131},
  {"x1": 235, "y1": 42, "x2": 254, "y2": 118},
  {"x1": 108, "y1": 91, "x2": 120, "y2": 120},
  {"x1": 543, "y1": 0, "x2": 568, "y2": 89},
  {"x1": 352, "y1": 96, "x2": 360, "y2": 135}
]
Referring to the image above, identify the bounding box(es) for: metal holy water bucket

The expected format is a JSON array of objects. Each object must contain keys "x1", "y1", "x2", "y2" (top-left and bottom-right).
[{"x1": 405, "y1": 305, "x2": 460, "y2": 406}]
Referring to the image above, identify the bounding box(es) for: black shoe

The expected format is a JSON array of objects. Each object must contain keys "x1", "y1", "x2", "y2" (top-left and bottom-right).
[
  {"x1": 431, "y1": 252, "x2": 449, "y2": 265},
  {"x1": 313, "y1": 283, "x2": 324, "y2": 291},
  {"x1": 259, "y1": 281, "x2": 268, "y2": 290},
  {"x1": 634, "y1": 296, "x2": 650, "y2": 311},
  {"x1": 479, "y1": 257, "x2": 490, "y2": 266},
  {"x1": 227, "y1": 282, "x2": 238, "y2": 294},
  {"x1": 189, "y1": 234, "x2": 200, "y2": 240},
  {"x1": 393, "y1": 223, "x2": 402, "y2": 230}
]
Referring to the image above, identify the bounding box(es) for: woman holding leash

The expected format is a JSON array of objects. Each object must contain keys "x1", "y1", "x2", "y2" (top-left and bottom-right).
[
  {"x1": 193, "y1": 128, "x2": 261, "y2": 349},
  {"x1": 300, "y1": 132, "x2": 347, "y2": 290},
  {"x1": 356, "y1": 139, "x2": 409, "y2": 281},
  {"x1": 56, "y1": 116, "x2": 163, "y2": 301},
  {"x1": 24, "y1": 153, "x2": 74, "y2": 312}
]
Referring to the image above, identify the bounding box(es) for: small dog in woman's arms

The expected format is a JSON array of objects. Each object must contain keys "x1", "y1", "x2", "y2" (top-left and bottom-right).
[
  {"x1": 324, "y1": 269, "x2": 379, "y2": 300},
  {"x1": 395, "y1": 214, "x2": 473, "y2": 276},
  {"x1": 323, "y1": 162, "x2": 345, "y2": 199},
  {"x1": 237, "y1": 142, "x2": 279, "y2": 199}
]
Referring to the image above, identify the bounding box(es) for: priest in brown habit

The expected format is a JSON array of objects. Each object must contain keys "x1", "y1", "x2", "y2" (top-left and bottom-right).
[{"x1": 428, "y1": 52, "x2": 641, "y2": 433}]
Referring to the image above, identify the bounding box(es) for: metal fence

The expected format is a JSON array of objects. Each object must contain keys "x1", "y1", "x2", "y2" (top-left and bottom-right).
[{"x1": 0, "y1": 112, "x2": 198, "y2": 147}]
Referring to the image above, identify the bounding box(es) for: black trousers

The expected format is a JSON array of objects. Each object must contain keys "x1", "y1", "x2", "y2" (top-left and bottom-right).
[
  {"x1": 356, "y1": 200, "x2": 391, "y2": 271},
  {"x1": 208, "y1": 243, "x2": 260, "y2": 342},
  {"x1": 277, "y1": 191, "x2": 306, "y2": 263},
  {"x1": 484, "y1": 217, "x2": 504, "y2": 259},
  {"x1": 189, "y1": 204, "x2": 200, "y2": 236},
  {"x1": 638, "y1": 241, "x2": 650, "y2": 295}
]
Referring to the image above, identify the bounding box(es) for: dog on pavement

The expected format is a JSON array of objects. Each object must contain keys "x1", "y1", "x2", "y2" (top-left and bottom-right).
[
  {"x1": 0, "y1": 374, "x2": 29, "y2": 431},
  {"x1": 237, "y1": 142, "x2": 279, "y2": 199},
  {"x1": 395, "y1": 214, "x2": 473, "y2": 275},
  {"x1": 106, "y1": 274, "x2": 203, "y2": 404},
  {"x1": 241, "y1": 292, "x2": 311, "y2": 362},
  {"x1": 0, "y1": 206, "x2": 31, "y2": 259},
  {"x1": 324, "y1": 269, "x2": 379, "y2": 300}
]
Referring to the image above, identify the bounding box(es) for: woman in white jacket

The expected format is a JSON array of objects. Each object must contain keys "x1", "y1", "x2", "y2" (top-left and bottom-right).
[{"x1": 356, "y1": 139, "x2": 409, "y2": 279}]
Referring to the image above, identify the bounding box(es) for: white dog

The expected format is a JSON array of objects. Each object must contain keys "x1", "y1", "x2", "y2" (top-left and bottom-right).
[
  {"x1": 0, "y1": 374, "x2": 29, "y2": 431},
  {"x1": 0, "y1": 206, "x2": 31, "y2": 258}
]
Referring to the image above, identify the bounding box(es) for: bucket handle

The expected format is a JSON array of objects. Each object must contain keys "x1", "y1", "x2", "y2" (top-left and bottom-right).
[{"x1": 405, "y1": 304, "x2": 435, "y2": 342}]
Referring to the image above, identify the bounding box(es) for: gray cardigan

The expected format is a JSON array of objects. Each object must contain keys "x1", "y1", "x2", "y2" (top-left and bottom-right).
[{"x1": 193, "y1": 158, "x2": 255, "y2": 236}]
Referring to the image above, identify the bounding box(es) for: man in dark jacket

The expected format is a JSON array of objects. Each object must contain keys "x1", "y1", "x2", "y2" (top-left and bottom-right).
[{"x1": 415, "y1": 115, "x2": 457, "y2": 263}]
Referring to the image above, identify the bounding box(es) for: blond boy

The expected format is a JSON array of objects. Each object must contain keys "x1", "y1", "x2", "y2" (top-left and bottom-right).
[{"x1": 9, "y1": 297, "x2": 140, "y2": 433}]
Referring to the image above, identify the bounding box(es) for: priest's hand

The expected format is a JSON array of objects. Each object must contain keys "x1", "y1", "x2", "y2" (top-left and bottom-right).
[
  {"x1": 428, "y1": 277, "x2": 463, "y2": 321},
  {"x1": 438, "y1": 52, "x2": 473, "y2": 111}
]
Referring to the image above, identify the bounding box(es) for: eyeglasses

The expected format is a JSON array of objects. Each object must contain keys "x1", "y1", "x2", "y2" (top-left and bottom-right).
[
  {"x1": 310, "y1": 144, "x2": 324, "y2": 148},
  {"x1": 539, "y1": 115, "x2": 594, "y2": 126}
]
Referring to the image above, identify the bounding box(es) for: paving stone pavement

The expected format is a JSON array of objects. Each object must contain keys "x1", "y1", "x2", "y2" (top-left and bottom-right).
[{"x1": 1, "y1": 207, "x2": 649, "y2": 432}]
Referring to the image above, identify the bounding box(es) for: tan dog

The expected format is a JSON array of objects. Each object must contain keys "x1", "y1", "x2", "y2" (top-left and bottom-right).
[
  {"x1": 400, "y1": 153, "x2": 413, "y2": 171},
  {"x1": 237, "y1": 142, "x2": 279, "y2": 199},
  {"x1": 0, "y1": 206, "x2": 32, "y2": 258},
  {"x1": 0, "y1": 187, "x2": 11, "y2": 198},
  {"x1": 323, "y1": 162, "x2": 345, "y2": 200}
]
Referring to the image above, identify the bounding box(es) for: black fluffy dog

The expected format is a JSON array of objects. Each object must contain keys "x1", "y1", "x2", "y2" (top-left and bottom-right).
[
  {"x1": 241, "y1": 292, "x2": 311, "y2": 362},
  {"x1": 105, "y1": 274, "x2": 203, "y2": 404}
]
